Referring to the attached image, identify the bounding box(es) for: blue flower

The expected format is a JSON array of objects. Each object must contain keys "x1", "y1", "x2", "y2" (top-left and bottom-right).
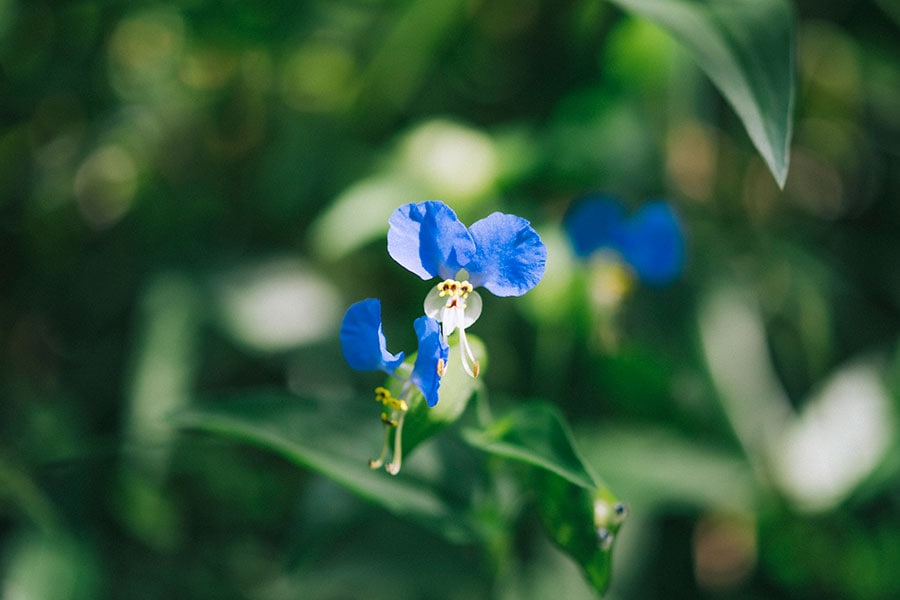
[
  {"x1": 341, "y1": 201, "x2": 544, "y2": 474},
  {"x1": 340, "y1": 298, "x2": 450, "y2": 475},
  {"x1": 340, "y1": 298, "x2": 448, "y2": 407},
  {"x1": 409, "y1": 315, "x2": 447, "y2": 408},
  {"x1": 340, "y1": 298, "x2": 406, "y2": 373},
  {"x1": 564, "y1": 195, "x2": 685, "y2": 285},
  {"x1": 387, "y1": 201, "x2": 546, "y2": 376},
  {"x1": 388, "y1": 201, "x2": 546, "y2": 296}
]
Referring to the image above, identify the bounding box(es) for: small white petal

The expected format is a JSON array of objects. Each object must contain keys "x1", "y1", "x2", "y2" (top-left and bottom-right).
[
  {"x1": 424, "y1": 286, "x2": 445, "y2": 320},
  {"x1": 462, "y1": 290, "x2": 482, "y2": 328},
  {"x1": 442, "y1": 306, "x2": 459, "y2": 336}
]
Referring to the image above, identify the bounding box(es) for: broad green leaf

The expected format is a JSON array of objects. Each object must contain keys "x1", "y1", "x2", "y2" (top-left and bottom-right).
[
  {"x1": 171, "y1": 392, "x2": 479, "y2": 543},
  {"x1": 609, "y1": 0, "x2": 795, "y2": 187},
  {"x1": 464, "y1": 402, "x2": 625, "y2": 594},
  {"x1": 463, "y1": 401, "x2": 597, "y2": 490}
]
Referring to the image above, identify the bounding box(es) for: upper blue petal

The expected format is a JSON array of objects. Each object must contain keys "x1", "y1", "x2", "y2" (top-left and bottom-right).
[
  {"x1": 387, "y1": 201, "x2": 476, "y2": 281},
  {"x1": 409, "y1": 315, "x2": 449, "y2": 407},
  {"x1": 340, "y1": 299, "x2": 405, "y2": 373},
  {"x1": 617, "y1": 201, "x2": 685, "y2": 285},
  {"x1": 563, "y1": 195, "x2": 627, "y2": 258},
  {"x1": 465, "y1": 212, "x2": 547, "y2": 297}
]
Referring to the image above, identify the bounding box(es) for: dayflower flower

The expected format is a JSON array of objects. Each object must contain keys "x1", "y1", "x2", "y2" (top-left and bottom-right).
[
  {"x1": 564, "y1": 195, "x2": 685, "y2": 286},
  {"x1": 340, "y1": 298, "x2": 448, "y2": 474},
  {"x1": 341, "y1": 200, "x2": 545, "y2": 474},
  {"x1": 387, "y1": 200, "x2": 547, "y2": 377}
]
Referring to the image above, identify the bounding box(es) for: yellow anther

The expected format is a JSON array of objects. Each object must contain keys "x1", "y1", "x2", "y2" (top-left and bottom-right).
[
  {"x1": 438, "y1": 279, "x2": 473, "y2": 310},
  {"x1": 438, "y1": 279, "x2": 457, "y2": 296},
  {"x1": 472, "y1": 360, "x2": 480, "y2": 378},
  {"x1": 374, "y1": 387, "x2": 408, "y2": 412},
  {"x1": 438, "y1": 279, "x2": 473, "y2": 299},
  {"x1": 436, "y1": 357, "x2": 445, "y2": 377}
]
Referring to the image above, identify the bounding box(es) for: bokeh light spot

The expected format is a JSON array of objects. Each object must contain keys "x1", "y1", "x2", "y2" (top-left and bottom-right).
[
  {"x1": 772, "y1": 361, "x2": 895, "y2": 512},
  {"x1": 402, "y1": 119, "x2": 498, "y2": 201},
  {"x1": 108, "y1": 8, "x2": 186, "y2": 99},
  {"x1": 73, "y1": 144, "x2": 138, "y2": 229},
  {"x1": 666, "y1": 123, "x2": 717, "y2": 202},
  {"x1": 280, "y1": 40, "x2": 356, "y2": 112},
  {"x1": 693, "y1": 513, "x2": 757, "y2": 591},
  {"x1": 216, "y1": 259, "x2": 342, "y2": 353}
]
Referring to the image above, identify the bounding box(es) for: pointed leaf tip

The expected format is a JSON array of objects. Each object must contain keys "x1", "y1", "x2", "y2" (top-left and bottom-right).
[{"x1": 609, "y1": 0, "x2": 795, "y2": 187}]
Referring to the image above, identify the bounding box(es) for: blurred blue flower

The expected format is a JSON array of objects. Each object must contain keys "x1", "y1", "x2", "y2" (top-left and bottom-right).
[
  {"x1": 565, "y1": 196, "x2": 626, "y2": 260},
  {"x1": 564, "y1": 195, "x2": 685, "y2": 285},
  {"x1": 388, "y1": 200, "x2": 546, "y2": 377},
  {"x1": 340, "y1": 298, "x2": 448, "y2": 407}
]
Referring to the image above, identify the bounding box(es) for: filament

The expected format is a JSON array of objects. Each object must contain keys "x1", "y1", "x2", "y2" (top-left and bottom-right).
[
  {"x1": 386, "y1": 411, "x2": 406, "y2": 475},
  {"x1": 368, "y1": 425, "x2": 392, "y2": 470},
  {"x1": 457, "y1": 324, "x2": 480, "y2": 378}
]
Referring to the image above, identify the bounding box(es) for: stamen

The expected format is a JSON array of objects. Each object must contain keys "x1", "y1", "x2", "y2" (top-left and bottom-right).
[
  {"x1": 370, "y1": 386, "x2": 410, "y2": 474},
  {"x1": 457, "y1": 325, "x2": 479, "y2": 378},
  {"x1": 375, "y1": 387, "x2": 408, "y2": 412},
  {"x1": 438, "y1": 279, "x2": 458, "y2": 297},
  {"x1": 368, "y1": 424, "x2": 391, "y2": 469},
  {"x1": 436, "y1": 357, "x2": 445, "y2": 377},
  {"x1": 386, "y1": 411, "x2": 406, "y2": 475},
  {"x1": 460, "y1": 354, "x2": 475, "y2": 377},
  {"x1": 437, "y1": 279, "x2": 472, "y2": 306}
]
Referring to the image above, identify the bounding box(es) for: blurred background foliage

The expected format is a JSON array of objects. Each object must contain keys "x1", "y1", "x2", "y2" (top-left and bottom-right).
[{"x1": 2, "y1": 0, "x2": 900, "y2": 598}]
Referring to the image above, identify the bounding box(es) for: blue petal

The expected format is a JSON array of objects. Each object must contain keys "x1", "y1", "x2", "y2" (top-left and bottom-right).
[
  {"x1": 387, "y1": 201, "x2": 476, "y2": 281},
  {"x1": 563, "y1": 195, "x2": 627, "y2": 258},
  {"x1": 618, "y1": 201, "x2": 685, "y2": 285},
  {"x1": 466, "y1": 212, "x2": 547, "y2": 297},
  {"x1": 340, "y1": 299, "x2": 405, "y2": 373},
  {"x1": 409, "y1": 316, "x2": 449, "y2": 407}
]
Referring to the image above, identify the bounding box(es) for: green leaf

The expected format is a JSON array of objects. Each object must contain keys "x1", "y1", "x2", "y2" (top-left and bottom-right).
[
  {"x1": 463, "y1": 401, "x2": 597, "y2": 490},
  {"x1": 533, "y1": 471, "x2": 625, "y2": 595},
  {"x1": 171, "y1": 391, "x2": 479, "y2": 543},
  {"x1": 609, "y1": 0, "x2": 795, "y2": 187},
  {"x1": 464, "y1": 402, "x2": 625, "y2": 594}
]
